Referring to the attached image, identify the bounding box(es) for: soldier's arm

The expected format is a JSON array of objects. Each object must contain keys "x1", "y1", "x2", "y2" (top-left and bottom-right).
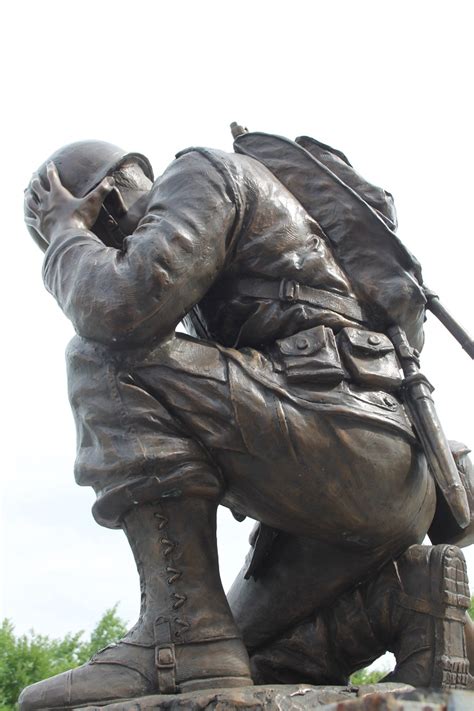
[{"x1": 41, "y1": 151, "x2": 238, "y2": 345}]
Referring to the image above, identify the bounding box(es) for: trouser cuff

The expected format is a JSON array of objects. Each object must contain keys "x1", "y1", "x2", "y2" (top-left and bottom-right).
[{"x1": 92, "y1": 464, "x2": 224, "y2": 528}]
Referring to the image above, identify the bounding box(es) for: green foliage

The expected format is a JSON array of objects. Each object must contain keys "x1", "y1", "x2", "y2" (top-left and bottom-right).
[
  {"x1": 0, "y1": 605, "x2": 127, "y2": 711},
  {"x1": 469, "y1": 595, "x2": 474, "y2": 621},
  {"x1": 76, "y1": 605, "x2": 127, "y2": 666},
  {"x1": 350, "y1": 667, "x2": 385, "y2": 685}
]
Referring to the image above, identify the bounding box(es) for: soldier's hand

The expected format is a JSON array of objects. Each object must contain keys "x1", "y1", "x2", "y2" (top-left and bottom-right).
[{"x1": 24, "y1": 162, "x2": 115, "y2": 245}]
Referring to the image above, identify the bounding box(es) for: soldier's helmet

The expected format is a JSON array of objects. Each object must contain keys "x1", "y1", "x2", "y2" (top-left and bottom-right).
[{"x1": 25, "y1": 140, "x2": 154, "y2": 252}]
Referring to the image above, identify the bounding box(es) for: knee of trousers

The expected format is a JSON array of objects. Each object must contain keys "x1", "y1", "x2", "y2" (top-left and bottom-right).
[{"x1": 66, "y1": 336, "x2": 226, "y2": 529}]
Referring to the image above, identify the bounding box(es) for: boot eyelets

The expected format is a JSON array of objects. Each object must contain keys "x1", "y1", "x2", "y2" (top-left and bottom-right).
[
  {"x1": 174, "y1": 618, "x2": 191, "y2": 637},
  {"x1": 161, "y1": 538, "x2": 176, "y2": 556},
  {"x1": 154, "y1": 512, "x2": 169, "y2": 529},
  {"x1": 172, "y1": 593, "x2": 187, "y2": 609}
]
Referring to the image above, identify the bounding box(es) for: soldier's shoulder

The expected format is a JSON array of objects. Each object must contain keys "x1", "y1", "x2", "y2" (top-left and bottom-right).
[{"x1": 174, "y1": 145, "x2": 268, "y2": 179}]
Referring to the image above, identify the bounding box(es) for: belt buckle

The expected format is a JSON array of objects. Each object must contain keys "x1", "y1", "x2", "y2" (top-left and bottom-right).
[{"x1": 279, "y1": 279, "x2": 300, "y2": 303}]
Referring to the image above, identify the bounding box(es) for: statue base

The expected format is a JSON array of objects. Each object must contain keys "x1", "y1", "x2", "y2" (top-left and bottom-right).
[{"x1": 79, "y1": 683, "x2": 474, "y2": 710}]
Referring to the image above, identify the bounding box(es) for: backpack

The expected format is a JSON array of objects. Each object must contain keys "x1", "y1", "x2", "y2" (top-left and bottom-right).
[{"x1": 233, "y1": 131, "x2": 426, "y2": 351}]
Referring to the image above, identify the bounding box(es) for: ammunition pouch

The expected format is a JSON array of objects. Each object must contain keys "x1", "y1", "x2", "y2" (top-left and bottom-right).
[
  {"x1": 273, "y1": 325, "x2": 403, "y2": 392},
  {"x1": 338, "y1": 327, "x2": 403, "y2": 392},
  {"x1": 274, "y1": 325, "x2": 345, "y2": 386}
]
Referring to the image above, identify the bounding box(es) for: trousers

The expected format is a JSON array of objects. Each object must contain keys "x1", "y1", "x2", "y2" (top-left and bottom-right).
[{"x1": 66, "y1": 331, "x2": 436, "y2": 646}]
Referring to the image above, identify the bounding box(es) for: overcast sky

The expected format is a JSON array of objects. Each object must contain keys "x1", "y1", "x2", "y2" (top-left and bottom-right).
[{"x1": 1, "y1": 0, "x2": 473, "y2": 674}]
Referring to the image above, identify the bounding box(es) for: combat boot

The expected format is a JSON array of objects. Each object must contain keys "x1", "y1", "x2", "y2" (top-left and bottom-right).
[
  {"x1": 19, "y1": 498, "x2": 252, "y2": 710},
  {"x1": 379, "y1": 544, "x2": 471, "y2": 688},
  {"x1": 251, "y1": 544, "x2": 471, "y2": 689}
]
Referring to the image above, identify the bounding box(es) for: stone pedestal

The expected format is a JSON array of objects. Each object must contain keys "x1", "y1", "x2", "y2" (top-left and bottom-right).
[{"x1": 79, "y1": 683, "x2": 474, "y2": 710}]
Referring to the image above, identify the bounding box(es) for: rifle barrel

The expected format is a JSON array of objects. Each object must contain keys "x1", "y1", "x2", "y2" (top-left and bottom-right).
[{"x1": 424, "y1": 287, "x2": 474, "y2": 359}]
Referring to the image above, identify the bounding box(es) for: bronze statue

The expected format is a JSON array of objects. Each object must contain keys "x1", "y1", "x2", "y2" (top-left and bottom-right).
[{"x1": 20, "y1": 126, "x2": 474, "y2": 708}]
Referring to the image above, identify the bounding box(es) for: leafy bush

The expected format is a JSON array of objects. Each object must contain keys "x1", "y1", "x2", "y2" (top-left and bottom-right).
[
  {"x1": 350, "y1": 667, "x2": 385, "y2": 685},
  {"x1": 0, "y1": 605, "x2": 127, "y2": 711}
]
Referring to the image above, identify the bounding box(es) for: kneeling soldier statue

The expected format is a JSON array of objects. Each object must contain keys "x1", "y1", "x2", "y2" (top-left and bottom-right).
[{"x1": 21, "y1": 125, "x2": 474, "y2": 708}]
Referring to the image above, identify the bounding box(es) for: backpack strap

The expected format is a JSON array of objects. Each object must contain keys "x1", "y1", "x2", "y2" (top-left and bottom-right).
[{"x1": 224, "y1": 276, "x2": 366, "y2": 323}]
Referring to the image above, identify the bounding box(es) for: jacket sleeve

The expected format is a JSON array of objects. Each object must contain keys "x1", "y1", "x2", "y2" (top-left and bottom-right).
[{"x1": 42, "y1": 150, "x2": 238, "y2": 346}]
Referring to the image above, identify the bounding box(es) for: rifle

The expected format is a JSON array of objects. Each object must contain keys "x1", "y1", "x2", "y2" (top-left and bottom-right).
[{"x1": 424, "y1": 287, "x2": 474, "y2": 359}]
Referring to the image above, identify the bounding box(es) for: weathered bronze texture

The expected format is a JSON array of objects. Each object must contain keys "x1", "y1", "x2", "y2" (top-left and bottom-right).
[
  {"x1": 55, "y1": 684, "x2": 474, "y2": 711},
  {"x1": 20, "y1": 127, "x2": 474, "y2": 708}
]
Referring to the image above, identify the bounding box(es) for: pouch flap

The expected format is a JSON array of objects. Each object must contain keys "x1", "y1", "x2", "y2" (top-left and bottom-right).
[
  {"x1": 341, "y1": 328, "x2": 394, "y2": 356},
  {"x1": 338, "y1": 327, "x2": 402, "y2": 391},
  {"x1": 275, "y1": 326, "x2": 344, "y2": 386},
  {"x1": 276, "y1": 326, "x2": 328, "y2": 357}
]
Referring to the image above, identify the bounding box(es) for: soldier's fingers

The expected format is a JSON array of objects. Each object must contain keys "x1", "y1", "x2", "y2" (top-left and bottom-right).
[
  {"x1": 24, "y1": 192, "x2": 40, "y2": 214},
  {"x1": 46, "y1": 161, "x2": 62, "y2": 190},
  {"x1": 25, "y1": 178, "x2": 44, "y2": 203},
  {"x1": 26, "y1": 186, "x2": 40, "y2": 205},
  {"x1": 24, "y1": 213, "x2": 38, "y2": 226},
  {"x1": 30, "y1": 175, "x2": 46, "y2": 199},
  {"x1": 89, "y1": 176, "x2": 115, "y2": 203}
]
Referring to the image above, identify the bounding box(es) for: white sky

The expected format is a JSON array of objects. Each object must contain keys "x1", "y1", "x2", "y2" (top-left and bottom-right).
[{"x1": 1, "y1": 0, "x2": 473, "y2": 667}]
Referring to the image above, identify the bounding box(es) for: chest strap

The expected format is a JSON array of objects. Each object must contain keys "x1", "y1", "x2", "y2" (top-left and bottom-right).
[{"x1": 230, "y1": 277, "x2": 366, "y2": 323}]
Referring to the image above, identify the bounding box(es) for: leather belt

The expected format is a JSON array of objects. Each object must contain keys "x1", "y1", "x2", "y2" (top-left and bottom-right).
[{"x1": 230, "y1": 277, "x2": 366, "y2": 324}]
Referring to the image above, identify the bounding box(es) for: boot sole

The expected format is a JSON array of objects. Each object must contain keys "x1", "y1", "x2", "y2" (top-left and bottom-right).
[
  {"x1": 430, "y1": 545, "x2": 471, "y2": 689},
  {"x1": 179, "y1": 675, "x2": 253, "y2": 692},
  {"x1": 29, "y1": 678, "x2": 254, "y2": 709}
]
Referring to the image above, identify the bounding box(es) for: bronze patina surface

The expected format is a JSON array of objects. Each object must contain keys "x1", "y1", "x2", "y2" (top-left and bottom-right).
[{"x1": 20, "y1": 127, "x2": 474, "y2": 708}]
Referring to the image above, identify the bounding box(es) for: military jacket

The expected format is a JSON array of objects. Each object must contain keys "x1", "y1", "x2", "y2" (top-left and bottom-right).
[{"x1": 43, "y1": 148, "x2": 373, "y2": 349}]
